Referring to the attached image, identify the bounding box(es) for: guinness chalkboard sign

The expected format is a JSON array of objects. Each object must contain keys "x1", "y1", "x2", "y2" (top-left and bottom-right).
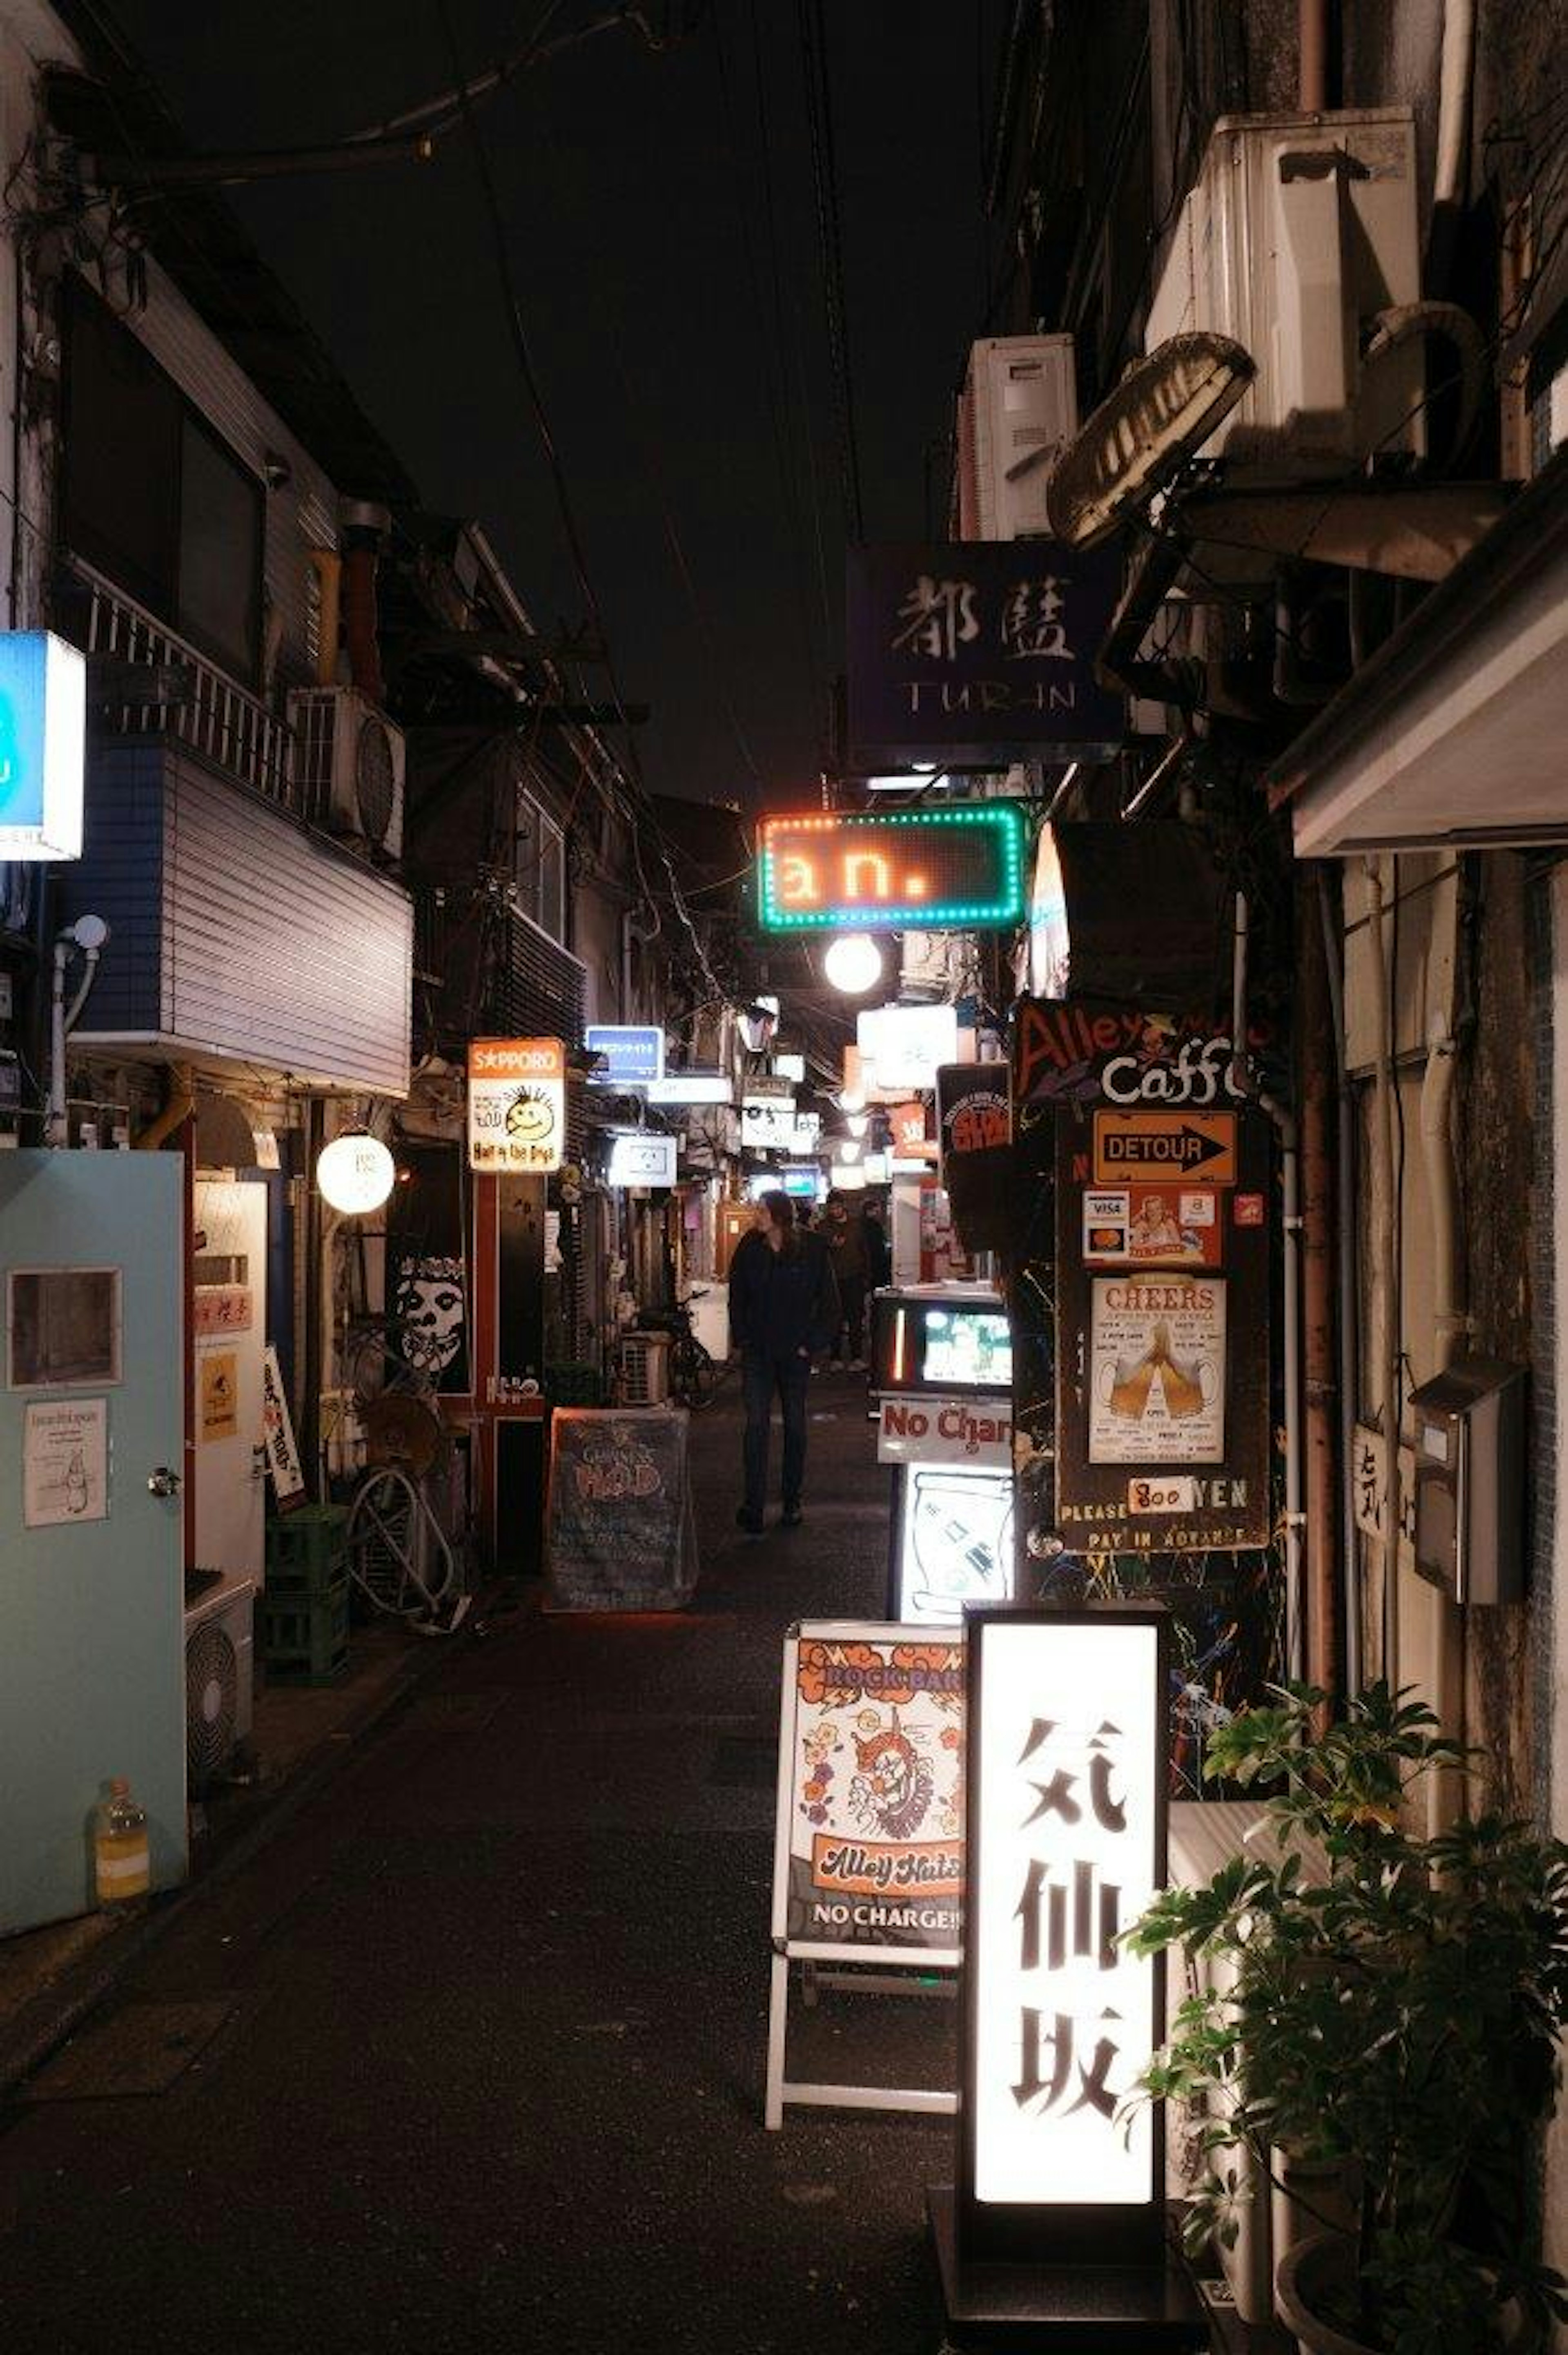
[{"x1": 545, "y1": 1407, "x2": 698, "y2": 1611}]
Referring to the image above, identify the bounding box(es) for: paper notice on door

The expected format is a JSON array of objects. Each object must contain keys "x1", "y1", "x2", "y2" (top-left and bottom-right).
[
  {"x1": 24, "y1": 1396, "x2": 109, "y2": 1528},
  {"x1": 1087, "y1": 1275, "x2": 1226, "y2": 1465},
  {"x1": 200, "y1": 1350, "x2": 239, "y2": 1443}
]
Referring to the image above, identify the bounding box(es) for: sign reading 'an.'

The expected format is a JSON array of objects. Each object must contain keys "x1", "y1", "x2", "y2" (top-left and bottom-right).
[{"x1": 759, "y1": 806, "x2": 1026, "y2": 934}]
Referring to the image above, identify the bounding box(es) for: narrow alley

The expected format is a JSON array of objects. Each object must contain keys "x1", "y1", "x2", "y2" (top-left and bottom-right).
[{"x1": 0, "y1": 1376, "x2": 960, "y2": 2355}]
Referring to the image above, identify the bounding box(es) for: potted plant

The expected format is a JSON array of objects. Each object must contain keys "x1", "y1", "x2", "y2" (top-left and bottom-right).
[{"x1": 1123, "y1": 1682, "x2": 1568, "y2": 2355}]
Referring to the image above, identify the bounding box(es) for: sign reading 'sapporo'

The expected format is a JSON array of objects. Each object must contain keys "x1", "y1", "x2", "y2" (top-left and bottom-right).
[{"x1": 467, "y1": 1038, "x2": 565, "y2": 1174}]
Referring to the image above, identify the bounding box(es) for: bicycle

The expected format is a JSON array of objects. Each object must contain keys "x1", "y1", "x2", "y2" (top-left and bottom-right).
[{"x1": 633, "y1": 1288, "x2": 724, "y2": 1410}]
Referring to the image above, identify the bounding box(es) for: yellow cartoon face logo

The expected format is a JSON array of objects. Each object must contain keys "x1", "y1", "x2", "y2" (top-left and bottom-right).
[{"x1": 505, "y1": 1086, "x2": 556, "y2": 1145}]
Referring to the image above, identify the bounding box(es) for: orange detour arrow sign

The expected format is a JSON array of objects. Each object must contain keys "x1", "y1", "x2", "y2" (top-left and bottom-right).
[{"x1": 1092, "y1": 1109, "x2": 1238, "y2": 1186}]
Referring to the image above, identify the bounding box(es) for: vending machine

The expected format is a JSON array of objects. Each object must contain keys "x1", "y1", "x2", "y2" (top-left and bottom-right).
[{"x1": 869, "y1": 1285, "x2": 1015, "y2": 1623}]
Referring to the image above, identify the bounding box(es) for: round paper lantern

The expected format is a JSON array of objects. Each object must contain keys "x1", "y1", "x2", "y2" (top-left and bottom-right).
[
  {"x1": 316, "y1": 1133, "x2": 395, "y2": 1215},
  {"x1": 822, "y1": 933, "x2": 883, "y2": 996}
]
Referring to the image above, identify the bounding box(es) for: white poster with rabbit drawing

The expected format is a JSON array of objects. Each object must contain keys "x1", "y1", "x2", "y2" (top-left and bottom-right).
[
  {"x1": 24, "y1": 1396, "x2": 108, "y2": 1528},
  {"x1": 1087, "y1": 1274, "x2": 1226, "y2": 1465},
  {"x1": 771, "y1": 1621, "x2": 965, "y2": 1964}
]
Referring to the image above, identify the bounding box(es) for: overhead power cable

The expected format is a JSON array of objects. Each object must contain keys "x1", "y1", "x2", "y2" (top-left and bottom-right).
[{"x1": 796, "y1": 0, "x2": 865, "y2": 543}]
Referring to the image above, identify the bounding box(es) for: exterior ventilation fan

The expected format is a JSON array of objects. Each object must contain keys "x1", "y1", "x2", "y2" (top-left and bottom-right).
[
  {"x1": 183, "y1": 1577, "x2": 256, "y2": 1791},
  {"x1": 287, "y1": 687, "x2": 406, "y2": 859}
]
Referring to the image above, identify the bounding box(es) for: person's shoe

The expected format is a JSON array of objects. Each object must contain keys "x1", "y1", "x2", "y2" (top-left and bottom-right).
[
  {"x1": 735, "y1": 1507, "x2": 765, "y2": 1536},
  {"x1": 780, "y1": 1505, "x2": 803, "y2": 1528}
]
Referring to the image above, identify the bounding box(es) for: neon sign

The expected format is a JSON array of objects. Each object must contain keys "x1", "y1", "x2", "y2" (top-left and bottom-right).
[{"x1": 757, "y1": 806, "x2": 1027, "y2": 933}]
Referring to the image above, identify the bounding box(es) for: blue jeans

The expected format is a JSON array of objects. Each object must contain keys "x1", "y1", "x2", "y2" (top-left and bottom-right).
[{"x1": 742, "y1": 1352, "x2": 810, "y2": 1517}]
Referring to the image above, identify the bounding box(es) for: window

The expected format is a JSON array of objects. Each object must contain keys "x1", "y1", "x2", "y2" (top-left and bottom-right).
[
  {"x1": 515, "y1": 793, "x2": 566, "y2": 943},
  {"x1": 62, "y1": 281, "x2": 264, "y2": 685}
]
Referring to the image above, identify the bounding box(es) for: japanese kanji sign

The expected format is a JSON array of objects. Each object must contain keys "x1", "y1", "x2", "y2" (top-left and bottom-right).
[
  {"x1": 846, "y1": 542, "x2": 1125, "y2": 767},
  {"x1": 959, "y1": 1608, "x2": 1167, "y2": 2266}
]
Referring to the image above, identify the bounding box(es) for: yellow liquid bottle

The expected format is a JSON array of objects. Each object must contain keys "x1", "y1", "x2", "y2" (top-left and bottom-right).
[{"x1": 94, "y1": 1778, "x2": 150, "y2": 1908}]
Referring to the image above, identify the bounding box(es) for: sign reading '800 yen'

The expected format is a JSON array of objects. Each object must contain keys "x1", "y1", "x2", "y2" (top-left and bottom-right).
[
  {"x1": 467, "y1": 1038, "x2": 565, "y2": 1173},
  {"x1": 758, "y1": 807, "x2": 1027, "y2": 933}
]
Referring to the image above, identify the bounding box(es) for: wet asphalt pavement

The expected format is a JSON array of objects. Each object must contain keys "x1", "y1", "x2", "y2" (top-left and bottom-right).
[{"x1": 0, "y1": 1369, "x2": 964, "y2": 2355}]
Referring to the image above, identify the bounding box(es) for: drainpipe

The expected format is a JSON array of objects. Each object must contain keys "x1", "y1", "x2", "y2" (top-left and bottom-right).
[
  {"x1": 1300, "y1": 884, "x2": 1338, "y2": 1706},
  {"x1": 308, "y1": 550, "x2": 343, "y2": 688},
  {"x1": 45, "y1": 916, "x2": 109, "y2": 1147},
  {"x1": 1320, "y1": 873, "x2": 1363, "y2": 1698},
  {"x1": 1298, "y1": 0, "x2": 1329, "y2": 112},
  {"x1": 1231, "y1": 893, "x2": 1305, "y2": 1682},
  {"x1": 620, "y1": 905, "x2": 660, "y2": 1022},
  {"x1": 1421, "y1": 1012, "x2": 1466, "y2": 1827},
  {"x1": 1364, "y1": 859, "x2": 1400, "y2": 1687},
  {"x1": 340, "y1": 501, "x2": 390, "y2": 706}
]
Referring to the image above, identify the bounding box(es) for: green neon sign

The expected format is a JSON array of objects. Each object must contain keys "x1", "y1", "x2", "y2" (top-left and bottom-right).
[{"x1": 757, "y1": 805, "x2": 1028, "y2": 934}]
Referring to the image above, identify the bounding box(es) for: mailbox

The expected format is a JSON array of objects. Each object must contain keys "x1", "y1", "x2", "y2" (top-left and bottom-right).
[{"x1": 1408, "y1": 1355, "x2": 1526, "y2": 1606}]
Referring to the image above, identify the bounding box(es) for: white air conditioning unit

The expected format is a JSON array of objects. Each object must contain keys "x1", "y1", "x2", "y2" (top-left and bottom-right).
[
  {"x1": 1145, "y1": 109, "x2": 1422, "y2": 481},
  {"x1": 287, "y1": 686, "x2": 405, "y2": 859},
  {"x1": 184, "y1": 1576, "x2": 256, "y2": 1791},
  {"x1": 958, "y1": 336, "x2": 1078, "y2": 540}
]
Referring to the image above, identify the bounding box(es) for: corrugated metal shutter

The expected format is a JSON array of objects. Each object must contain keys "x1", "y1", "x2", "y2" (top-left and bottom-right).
[{"x1": 63, "y1": 742, "x2": 411, "y2": 1095}]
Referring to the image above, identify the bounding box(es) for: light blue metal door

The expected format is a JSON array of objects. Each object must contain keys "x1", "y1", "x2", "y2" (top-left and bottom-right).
[{"x1": 0, "y1": 1150, "x2": 187, "y2": 1935}]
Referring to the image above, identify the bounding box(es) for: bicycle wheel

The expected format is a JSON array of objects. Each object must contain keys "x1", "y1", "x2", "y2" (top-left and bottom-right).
[{"x1": 677, "y1": 1338, "x2": 718, "y2": 1409}]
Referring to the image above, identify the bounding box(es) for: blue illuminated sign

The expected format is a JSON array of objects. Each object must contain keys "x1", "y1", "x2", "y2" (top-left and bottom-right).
[
  {"x1": 586, "y1": 1026, "x2": 666, "y2": 1086},
  {"x1": 0, "y1": 632, "x2": 86, "y2": 860}
]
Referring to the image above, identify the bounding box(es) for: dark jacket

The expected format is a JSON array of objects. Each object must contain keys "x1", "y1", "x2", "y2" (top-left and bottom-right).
[{"x1": 729, "y1": 1229, "x2": 841, "y2": 1362}]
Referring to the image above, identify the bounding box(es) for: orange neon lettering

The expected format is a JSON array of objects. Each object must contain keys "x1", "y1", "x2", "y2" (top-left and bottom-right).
[
  {"x1": 779, "y1": 854, "x2": 819, "y2": 904},
  {"x1": 844, "y1": 852, "x2": 891, "y2": 899}
]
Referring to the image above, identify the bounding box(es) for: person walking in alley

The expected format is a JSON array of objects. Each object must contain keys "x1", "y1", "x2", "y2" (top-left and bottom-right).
[
  {"x1": 728, "y1": 1189, "x2": 840, "y2": 1533},
  {"x1": 823, "y1": 1190, "x2": 869, "y2": 1369}
]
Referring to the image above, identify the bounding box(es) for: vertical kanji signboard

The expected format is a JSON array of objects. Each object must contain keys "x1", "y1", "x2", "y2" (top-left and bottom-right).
[{"x1": 958, "y1": 1608, "x2": 1168, "y2": 2268}]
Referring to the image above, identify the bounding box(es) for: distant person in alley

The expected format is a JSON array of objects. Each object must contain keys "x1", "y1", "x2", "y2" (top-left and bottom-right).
[
  {"x1": 728, "y1": 1190, "x2": 841, "y2": 1534},
  {"x1": 824, "y1": 1190, "x2": 870, "y2": 1368}
]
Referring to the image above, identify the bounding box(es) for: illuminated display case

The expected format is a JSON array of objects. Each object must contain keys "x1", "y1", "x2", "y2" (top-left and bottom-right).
[{"x1": 871, "y1": 1286, "x2": 1012, "y2": 1396}]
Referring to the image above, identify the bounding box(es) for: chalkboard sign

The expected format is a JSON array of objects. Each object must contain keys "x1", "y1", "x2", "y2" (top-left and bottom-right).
[{"x1": 545, "y1": 1407, "x2": 697, "y2": 1610}]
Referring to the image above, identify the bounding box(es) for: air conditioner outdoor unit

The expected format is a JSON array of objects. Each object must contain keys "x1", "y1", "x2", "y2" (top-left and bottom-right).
[
  {"x1": 958, "y1": 336, "x2": 1078, "y2": 540},
  {"x1": 287, "y1": 686, "x2": 406, "y2": 859},
  {"x1": 184, "y1": 1576, "x2": 256, "y2": 1792},
  {"x1": 1145, "y1": 110, "x2": 1422, "y2": 480}
]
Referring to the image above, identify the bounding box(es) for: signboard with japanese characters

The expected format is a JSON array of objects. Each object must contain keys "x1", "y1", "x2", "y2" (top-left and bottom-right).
[
  {"x1": 1054, "y1": 1097, "x2": 1272, "y2": 1552},
  {"x1": 771, "y1": 1622, "x2": 966, "y2": 1964},
  {"x1": 846, "y1": 542, "x2": 1125, "y2": 767},
  {"x1": 585, "y1": 1025, "x2": 665, "y2": 1087},
  {"x1": 467, "y1": 1038, "x2": 566, "y2": 1174},
  {"x1": 958, "y1": 1608, "x2": 1167, "y2": 2266}
]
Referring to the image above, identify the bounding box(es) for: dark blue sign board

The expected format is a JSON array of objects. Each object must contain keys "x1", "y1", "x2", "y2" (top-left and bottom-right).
[
  {"x1": 846, "y1": 542, "x2": 1126, "y2": 768},
  {"x1": 586, "y1": 1025, "x2": 666, "y2": 1087}
]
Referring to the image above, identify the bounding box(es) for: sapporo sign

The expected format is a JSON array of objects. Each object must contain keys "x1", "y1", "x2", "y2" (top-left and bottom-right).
[
  {"x1": 467, "y1": 1037, "x2": 565, "y2": 1173},
  {"x1": 757, "y1": 806, "x2": 1027, "y2": 934},
  {"x1": 958, "y1": 1609, "x2": 1167, "y2": 2266},
  {"x1": 846, "y1": 542, "x2": 1125, "y2": 768},
  {"x1": 771, "y1": 1624, "x2": 965, "y2": 1964},
  {"x1": 1054, "y1": 1099, "x2": 1272, "y2": 1552}
]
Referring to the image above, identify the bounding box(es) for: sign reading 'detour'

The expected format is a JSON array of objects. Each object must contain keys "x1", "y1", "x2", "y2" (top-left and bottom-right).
[
  {"x1": 0, "y1": 632, "x2": 86, "y2": 859},
  {"x1": 758, "y1": 806, "x2": 1026, "y2": 933},
  {"x1": 847, "y1": 542, "x2": 1125, "y2": 768}
]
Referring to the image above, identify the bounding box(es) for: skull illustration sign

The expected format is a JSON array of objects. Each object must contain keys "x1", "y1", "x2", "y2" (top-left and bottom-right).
[{"x1": 392, "y1": 1256, "x2": 466, "y2": 1378}]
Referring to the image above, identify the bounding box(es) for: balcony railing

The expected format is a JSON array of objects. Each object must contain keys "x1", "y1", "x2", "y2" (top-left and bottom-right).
[{"x1": 58, "y1": 556, "x2": 297, "y2": 810}]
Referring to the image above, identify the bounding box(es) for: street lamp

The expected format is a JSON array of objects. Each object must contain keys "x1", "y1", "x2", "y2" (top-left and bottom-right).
[{"x1": 823, "y1": 933, "x2": 883, "y2": 996}]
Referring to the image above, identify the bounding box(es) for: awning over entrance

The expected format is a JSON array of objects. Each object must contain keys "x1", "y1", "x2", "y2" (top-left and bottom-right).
[{"x1": 1266, "y1": 446, "x2": 1568, "y2": 856}]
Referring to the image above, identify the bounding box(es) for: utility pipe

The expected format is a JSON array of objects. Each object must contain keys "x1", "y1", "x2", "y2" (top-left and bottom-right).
[
  {"x1": 1300, "y1": 892, "x2": 1338, "y2": 1704},
  {"x1": 1320, "y1": 872, "x2": 1363, "y2": 1698},
  {"x1": 1364, "y1": 859, "x2": 1401, "y2": 1686},
  {"x1": 1420, "y1": 1013, "x2": 1466, "y2": 1830},
  {"x1": 1231, "y1": 891, "x2": 1306, "y2": 1682},
  {"x1": 1433, "y1": 0, "x2": 1476, "y2": 210},
  {"x1": 45, "y1": 917, "x2": 108, "y2": 1147},
  {"x1": 1298, "y1": 0, "x2": 1329, "y2": 112},
  {"x1": 307, "y1": 549, "x2": 343, "y2": 688},
  {"x1": 135, "y1": 1061, "x2": 196, "y2": 1153}
]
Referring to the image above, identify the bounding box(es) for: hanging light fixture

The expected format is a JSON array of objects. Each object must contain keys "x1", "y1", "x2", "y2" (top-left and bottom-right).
[
  {"x1": 823, "y1": 933, "x2": 883, "y2": 997},
  {"x1": 316, "y1": 1132, "x2": 395, "y2": 1215},
  {"x1": 846, "y1": 1111, "x2": 870, "y2": 1140}
]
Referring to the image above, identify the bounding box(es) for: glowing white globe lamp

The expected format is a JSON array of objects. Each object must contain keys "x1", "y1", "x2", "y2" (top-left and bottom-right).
[
  {"x1": 823, "y1": 932, "x2": 883, "y2": 997},
  {"x1": 846, "y1": 1111, "x2": 870, "y2": 1140},
  {"x1": 316, "y1": 1132, "x2": 396, "y2": 1215}
]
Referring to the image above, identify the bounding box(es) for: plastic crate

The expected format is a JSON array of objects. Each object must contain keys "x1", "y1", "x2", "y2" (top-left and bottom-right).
[
  {"x1": 261, "y1": 1585, "x2": 350, "y2": 1686},
  {"x1": 265, "y1": 1504, "x2": 350, "y2": 1598},
  {"x1": 545, "y1": 1362, "x2": 604, "y2": 1407}
]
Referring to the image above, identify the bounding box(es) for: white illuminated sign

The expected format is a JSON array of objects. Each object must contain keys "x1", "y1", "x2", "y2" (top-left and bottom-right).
[
  {"x1": 646, "y1": 1073, "x2": 733, "y2": 1106},
  {"x1": 857, "y1": 1003, "x2": 959, "y2": 1093},
  {"x1": 742, "y1": 1099, "x2": 797, "y2": 1150},
  {"x1": 468, "y1": 1037, "x2": 565, "y2": 1173},
  {"x1": 894, "y1": 1463, "x2": 1014, "y2": 1624},
  {"x1": 606, "y1": 1131, "x2": 677, "y2": 1188},
  {"x1": 967, "y1": 1614, "x2": 1162, "y2": 2210},
  {"x1": 316, "y1": 1133, "x2": 395, "y2": 1215},
  {"x1": 879, "y1": 1395, "x2": 1012, "y2": 1470},
  {"x1": 773, "y1": 1053, "x2": 806, "y2": 1082},
  {"x1": 0, "y1": 631, "x2": 86, "y2": 860}
]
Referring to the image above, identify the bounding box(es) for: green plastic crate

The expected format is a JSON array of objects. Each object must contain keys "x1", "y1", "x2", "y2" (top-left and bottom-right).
[
  {"x1": 265, "y1": 1504, "x2": 350, "y2": 1598},
  {"x1": 261, "y1": 1584, "x2": 350, "y2": 1686}
]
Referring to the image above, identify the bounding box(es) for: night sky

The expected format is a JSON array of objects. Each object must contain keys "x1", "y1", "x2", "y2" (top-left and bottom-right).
[{"x1": 103, "y1": 0, "x2": 1010, "y2": 810}]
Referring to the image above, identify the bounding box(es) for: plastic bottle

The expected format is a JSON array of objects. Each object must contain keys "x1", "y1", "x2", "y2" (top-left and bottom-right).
[{"x1": 94, "y1": 1778, "x2": 150, "y2": 1909}]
